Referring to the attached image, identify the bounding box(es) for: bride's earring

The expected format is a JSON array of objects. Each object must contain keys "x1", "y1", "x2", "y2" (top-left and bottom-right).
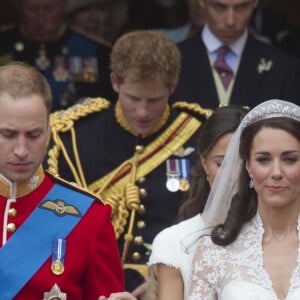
[{"x1": 249, "y1": 174, "x2": 254, "y2": 189}]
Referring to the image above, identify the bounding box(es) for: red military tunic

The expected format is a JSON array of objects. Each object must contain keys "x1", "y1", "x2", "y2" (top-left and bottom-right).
[{"x1": 0, "y1": 166, "x2": 124, "y2": 299}]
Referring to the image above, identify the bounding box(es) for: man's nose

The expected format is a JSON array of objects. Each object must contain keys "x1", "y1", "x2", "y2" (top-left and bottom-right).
[
  {"x1": 225, "y1": 8, "x2": 235, "y2": 27},
  {"x1": 14, "y1": 137, "x2": 29, "y2": 158}
]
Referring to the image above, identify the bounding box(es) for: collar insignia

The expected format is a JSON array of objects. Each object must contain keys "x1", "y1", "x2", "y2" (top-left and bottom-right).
[
  {"x1": 174, "y1": 146, "x2": 195, "y2": 157},
  {"x1": 39, "y1": 199, "x2": 82, "y2": 217}
]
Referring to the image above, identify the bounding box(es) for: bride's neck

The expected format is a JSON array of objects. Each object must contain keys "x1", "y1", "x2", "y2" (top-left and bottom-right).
[{"x1": 259, "y1": 206, "x2": 299, "y2": 242}]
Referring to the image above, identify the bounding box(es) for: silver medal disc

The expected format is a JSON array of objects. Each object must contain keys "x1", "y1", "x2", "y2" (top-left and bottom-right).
[{"x1": 166, "y1": 177, "x2": 180, "y2": 192}]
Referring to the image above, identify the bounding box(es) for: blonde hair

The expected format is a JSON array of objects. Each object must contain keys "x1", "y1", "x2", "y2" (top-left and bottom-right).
[
  {"x1": 110, "y1": 30, "x2": 181, "y2": 89},
  {"x1": 0, "y1": 61, "x2": 52, "y2": 114}
]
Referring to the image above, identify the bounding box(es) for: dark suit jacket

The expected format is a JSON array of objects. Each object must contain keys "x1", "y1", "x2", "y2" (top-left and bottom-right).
[{"x1": 171, "y1": 33, "x2": 300, "y2": 109}]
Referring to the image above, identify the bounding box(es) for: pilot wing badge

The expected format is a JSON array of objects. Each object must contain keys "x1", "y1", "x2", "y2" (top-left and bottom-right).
[{"x1": 39, "y1": 199, "x2": 82, "y2": 217}]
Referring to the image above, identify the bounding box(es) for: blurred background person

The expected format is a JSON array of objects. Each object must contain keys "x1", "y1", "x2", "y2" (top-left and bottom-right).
[
  {"x1": 0, "y1": 2, "x2": 16, "y2": 26},
  {"x1": 156, "y1": 0, "x2": 206, "y2": 43},
  {"x1": 251, "y1": 0, "x2": 300, "y2": 58},
  {"x1": 171, "y1": 0, "x2": 300, "y2": 109},
  {"x1": 0, "y1": 0, "x2": 116, "y2": 112},
  {"x1": 66, "y1": 0, "x2": 128, "y2": 45}
]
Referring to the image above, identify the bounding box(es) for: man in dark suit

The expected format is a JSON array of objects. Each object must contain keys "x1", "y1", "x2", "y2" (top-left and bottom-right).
[{"x1": 171, "y1": 0, "x2": 300, "y2": 109}]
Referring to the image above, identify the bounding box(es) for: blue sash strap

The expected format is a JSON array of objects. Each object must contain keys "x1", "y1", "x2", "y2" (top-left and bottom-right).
[{"x1": 0, "y1": 183, "x2": 94, "y2": 300}]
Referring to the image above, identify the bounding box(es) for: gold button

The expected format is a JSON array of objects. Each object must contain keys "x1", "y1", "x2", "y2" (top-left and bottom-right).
[
  {"x1": 7, "y1": 223, "x2": 16, "y2": 233},
  {"x1": 134, "y1": 236, "x2": 144, "y2": 246},
  {"x1": 8, "y1": 208, "x2": 17, "y2": 217},
  {"x1": 132, "y1": 252, "x2": 141, "y2": 262},
  {"x1": 137, "y1": 220, "x2": 146, "y2": 229},
  {"x1": 139, "y1": 188, "x2": 147, "y2": 198},
  {"x1": 135, "y1": 145, "x2": 144, "y2": 154},
  {"x1": 138, "y1": 177, "x2": 146, "y2": 184},
  {"x1": 138, "y1": 204, "x2": 145, "y2": 214}
]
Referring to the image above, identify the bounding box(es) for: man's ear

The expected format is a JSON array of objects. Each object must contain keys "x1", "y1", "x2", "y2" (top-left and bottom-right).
[
  {"x1": 169, "y1": 84, "x2": 177, "y2": 95},
  {"x1": 110, "y1": 72, "x2": 120, "y2": 93}
]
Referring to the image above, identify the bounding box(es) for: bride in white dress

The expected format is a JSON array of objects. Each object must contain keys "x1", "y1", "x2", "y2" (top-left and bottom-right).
[{"x1": 188, "y1": 99, "x2": 300, "y2": 300}]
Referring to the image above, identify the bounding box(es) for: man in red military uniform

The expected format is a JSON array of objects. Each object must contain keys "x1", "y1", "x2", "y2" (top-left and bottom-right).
[{"x1": 0, "y1": 61, "x2": 124, "y2": 299}]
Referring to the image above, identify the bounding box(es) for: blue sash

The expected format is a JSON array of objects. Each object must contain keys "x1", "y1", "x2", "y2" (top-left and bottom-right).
[{"x1": 0, "y1": 183, "x2": 94, "y2": 299}]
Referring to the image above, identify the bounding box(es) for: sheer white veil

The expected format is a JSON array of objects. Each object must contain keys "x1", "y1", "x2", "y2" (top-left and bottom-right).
[{"x1": 201, "y1": 99, "x2": 300, "y2": 228}]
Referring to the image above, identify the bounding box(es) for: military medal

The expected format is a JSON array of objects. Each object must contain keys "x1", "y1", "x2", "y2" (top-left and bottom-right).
[
  {"x1": 166, "y1": 177, "x2": 180, "y2": 192},
  {"x1": 166, "y1": 159, "x2": 180, "y2": 192},
  {"x1": 179, "y1": 158, "x2": 190, "y2": 191},
  {"x1": 51, "y1": 259, "x2": 64, "y2": 275},
  {"x1": 36, "y1": 43, "x2": 50, "y2": 71},
  {"x1": 180, "y1": 178, "x2": 190, "y2": 191},
  {"x1": 69, "y1": 56, "x2": 82, "y2": 81},
  {"x1": 81, "y1": 56, "x2": 98, "y2": 82},
  {"x1": 53, "y1": 56, "x2": 69, "y2": 82},
  {"x1": 43, "y1": 283, "x2": 67, "y2": 300},
  {"x1": 51, "y1": 238, "x2": 66, "y2": 276}
]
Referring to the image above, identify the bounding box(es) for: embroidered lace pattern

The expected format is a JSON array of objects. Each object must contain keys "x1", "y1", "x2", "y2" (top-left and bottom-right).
[{"x1": 188, "y1": 214, "x2": 300, "y2": 300}]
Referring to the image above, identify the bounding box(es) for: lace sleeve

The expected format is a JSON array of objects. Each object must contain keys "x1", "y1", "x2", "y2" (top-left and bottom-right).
[{"x1": 187, "y1": 236, "x2": 218, "y2": 300}]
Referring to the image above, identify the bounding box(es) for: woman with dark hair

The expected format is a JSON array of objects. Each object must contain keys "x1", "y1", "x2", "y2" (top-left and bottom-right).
[
  {"x1": 189, "y1": 99, "x2": 300, "y2": 300},
  {"x1": 178, "y1": 105, "x2": 248, "y2": 221},
  {"x1": 147, "y1": 105, "x2": 248, "y2": 300}
]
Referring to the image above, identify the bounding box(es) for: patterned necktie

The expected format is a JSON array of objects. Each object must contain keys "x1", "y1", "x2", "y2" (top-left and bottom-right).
[{"x1": 213, "y1": 45, "x2": 233, "y2": 90}]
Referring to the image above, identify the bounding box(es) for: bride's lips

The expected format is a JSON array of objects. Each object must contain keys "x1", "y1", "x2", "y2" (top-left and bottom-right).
[{"x1": 266, "y1": 185, "x2": 287, "y2": 192}]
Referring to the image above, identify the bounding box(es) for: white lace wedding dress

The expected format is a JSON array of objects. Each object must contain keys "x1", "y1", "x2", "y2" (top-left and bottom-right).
[{"x1": 188, "y1": 214, "x2": 300, "y2": 300}]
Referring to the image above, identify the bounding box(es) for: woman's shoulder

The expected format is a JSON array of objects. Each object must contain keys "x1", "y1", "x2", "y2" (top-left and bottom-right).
[
  {"x1": 149, "y1": 215, "x2": 204, "y2": 267},
  {"x1": 155, "y1": 215, "x2": 203, "y2": 244}
]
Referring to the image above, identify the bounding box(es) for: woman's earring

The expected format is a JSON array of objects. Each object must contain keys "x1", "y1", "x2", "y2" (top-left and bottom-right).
[
  {"x1": 249, "y1": 174, "x2": 254, "y2": 189},
  {"x1": 206, "y1": 173, "x2": 209, "y2": 181}
]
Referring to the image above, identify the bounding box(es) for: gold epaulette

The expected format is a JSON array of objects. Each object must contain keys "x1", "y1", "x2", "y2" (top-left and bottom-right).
[
  {"x1": 46, "y1": 170, "x2": 105, "y2": 205},
  {"x1": 50, "y1": 97, "x2": 110, "y2": 132},
  {"x1": 172, "y1": 101, "x2": 213, "y2": 119},
  {"x1": 47, "y1": 97, "x2": 110, "y2": 180}
]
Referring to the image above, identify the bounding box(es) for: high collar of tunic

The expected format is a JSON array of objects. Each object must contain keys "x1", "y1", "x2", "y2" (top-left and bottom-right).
[
  {"x1": 114, "y1": 100, "x2": 170, "y2": 138},
  {"x1": 0, "y1": 165, "x2": 45, "y2": 199}
]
